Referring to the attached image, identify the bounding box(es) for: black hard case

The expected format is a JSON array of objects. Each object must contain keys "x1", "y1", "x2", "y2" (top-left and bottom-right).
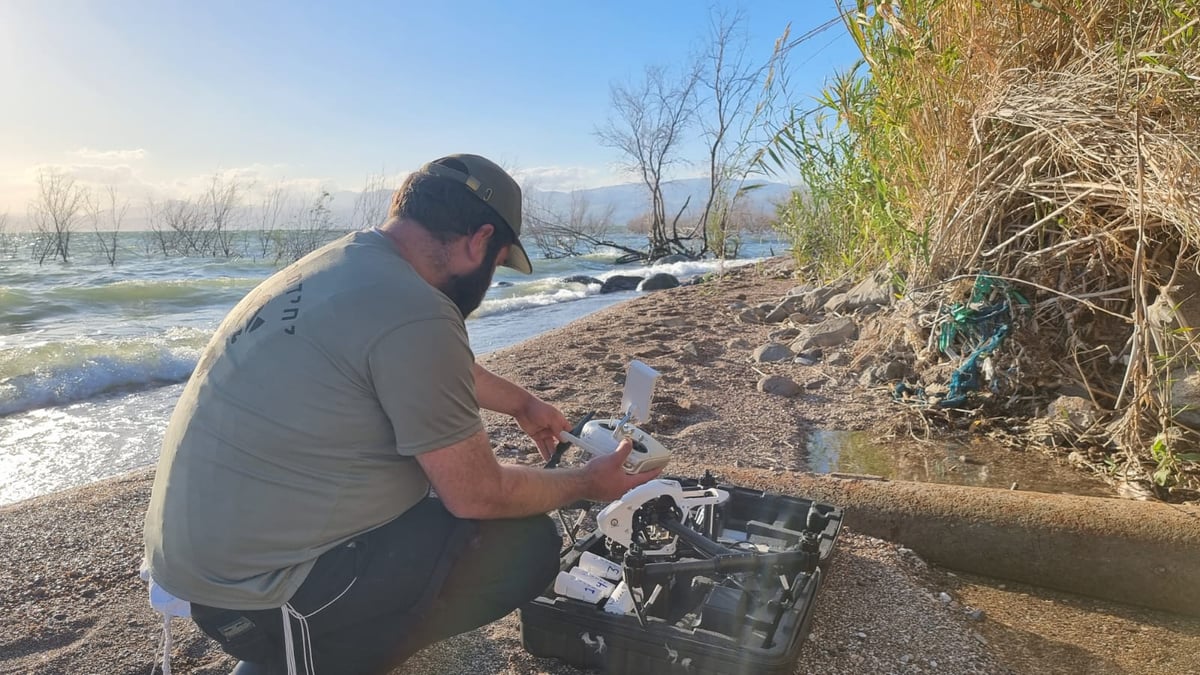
[{"x1": 520, "y1": 483, "x2": 843, "y2": 675}]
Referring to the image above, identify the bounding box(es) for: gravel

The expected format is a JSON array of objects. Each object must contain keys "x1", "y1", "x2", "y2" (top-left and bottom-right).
[{"x1": 3, "y1": 260, "x2": 1198, "y2": 675}]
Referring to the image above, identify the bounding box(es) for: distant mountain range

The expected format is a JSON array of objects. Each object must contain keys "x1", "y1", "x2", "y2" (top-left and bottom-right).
[
  {"x1": 328, "y1": 177, "x2": 796, "y2": 229},
  {"x1": 530, "y1": 177, "x2": 795, "y2": 226}
]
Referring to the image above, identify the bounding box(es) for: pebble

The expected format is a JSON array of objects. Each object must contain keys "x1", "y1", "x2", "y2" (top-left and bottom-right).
[
  {"x1": 938, "y1": 592, "x2": 952, "y2": 604},
  {"x1": 736, "y1": 308, "x2": 760, "y2": 324},
  {"x1": 827, "y1": 352, "x2": 850, "y2": 366},
  {"x1": 757, "y1": 374, "x2": 802, "y2": 397},
  {"x1": 967, "y1": 608, "x2": 986, "y2": 622}
]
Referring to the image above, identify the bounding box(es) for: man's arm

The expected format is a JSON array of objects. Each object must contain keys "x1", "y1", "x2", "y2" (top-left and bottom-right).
[
  {"x1": 416, "y1": 429, "x2": 660, "y2": 520},
  {"x1": 472, "y1": 363, "x2": 529, "y2": 417},
  {"x1": 473, "y1": 363, "x2": 568, "y2": 460}
]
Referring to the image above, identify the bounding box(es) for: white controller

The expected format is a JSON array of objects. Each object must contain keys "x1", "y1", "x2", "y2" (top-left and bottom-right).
[
  {"x1": 556, "y1": 360, "x2": 670, "y2": 474},
  {"x1": 559, "y1": 418, "x2": 671, "y2": 474}
]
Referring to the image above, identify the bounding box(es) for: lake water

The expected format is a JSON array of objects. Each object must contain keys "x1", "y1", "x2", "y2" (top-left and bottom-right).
[{"x1": 0, "y1": 230, "x2": 784, "y2": 505}]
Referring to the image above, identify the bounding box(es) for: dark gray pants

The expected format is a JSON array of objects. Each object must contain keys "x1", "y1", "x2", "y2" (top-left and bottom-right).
[{"x1": 192, "y1": 499, "x2": 560, "y2": 675}]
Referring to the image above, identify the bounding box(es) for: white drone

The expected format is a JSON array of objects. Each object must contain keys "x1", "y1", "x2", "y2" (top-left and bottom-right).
[{"x1": 596, "y1": 478, "x2": 728, "y2": 556}]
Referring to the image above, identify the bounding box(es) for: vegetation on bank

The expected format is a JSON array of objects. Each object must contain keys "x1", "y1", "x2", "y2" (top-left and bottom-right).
[{"x1": 768, "y1": 0, "x2": 1200, "y2": 497}]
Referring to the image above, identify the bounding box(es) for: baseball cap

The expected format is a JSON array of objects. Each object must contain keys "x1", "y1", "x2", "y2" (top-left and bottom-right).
[{"x1": 416, "y1": 154, "x2": 532, "y2": 274}]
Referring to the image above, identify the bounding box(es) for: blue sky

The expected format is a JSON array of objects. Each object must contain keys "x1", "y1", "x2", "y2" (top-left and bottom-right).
[{"x1": 0, "y1": 1, "x2": 860, "y2": 214}]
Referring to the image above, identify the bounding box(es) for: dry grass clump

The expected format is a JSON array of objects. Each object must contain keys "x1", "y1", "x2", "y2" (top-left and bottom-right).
[
  {"x1": 772, "y1": 1, "x2": 1200, "y2": 496},
  {"x1": 919, "y1": 4, "x2": 1200, "y2": 496}
]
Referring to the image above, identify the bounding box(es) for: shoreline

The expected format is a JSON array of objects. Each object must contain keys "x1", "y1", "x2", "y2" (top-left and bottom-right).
[{"x1": 3, "y1": 261, "x2": 1199, "y2": 674}]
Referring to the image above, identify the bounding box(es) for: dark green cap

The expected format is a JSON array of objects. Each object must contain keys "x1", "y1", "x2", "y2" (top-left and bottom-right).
[{"x1": 417, "y1": 153, "x2": 532, "y2": 274}]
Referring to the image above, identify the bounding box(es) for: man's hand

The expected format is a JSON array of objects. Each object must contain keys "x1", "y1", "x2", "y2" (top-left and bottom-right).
[
  {"x1": 581, "y1": 439, "x2": 664, "y2": 502},
  {"x1": 515, "y1": 395, "x2": 570, "y2": 461}
]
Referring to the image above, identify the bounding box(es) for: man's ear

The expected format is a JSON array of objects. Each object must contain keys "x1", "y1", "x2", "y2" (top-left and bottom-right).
[{"x1": 465, "y1": 224, "x2": 496, "y2": 264}]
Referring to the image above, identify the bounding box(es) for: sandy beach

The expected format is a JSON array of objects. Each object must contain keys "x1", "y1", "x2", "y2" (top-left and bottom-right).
[{"x1": 3, "y1": 260, "x2": 1199, "y2": 675}]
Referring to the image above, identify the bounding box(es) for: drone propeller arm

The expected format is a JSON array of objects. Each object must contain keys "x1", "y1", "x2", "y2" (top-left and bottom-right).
[
  {"x1": 638, "y1": 549, "x2": 818, "y2": 581},
  {"x1": 659, "y1": 516, "x2": 730, "y2": 559}
]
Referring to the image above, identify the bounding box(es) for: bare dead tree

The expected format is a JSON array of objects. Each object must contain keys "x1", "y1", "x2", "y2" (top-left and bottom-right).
[
  {"x1": 695, "y1": 9, "x2": 793, "y2": 258},
  {"x1": 203, "y1": 174, "x2": 246, "y2": 258},
  {"x1": 144, "y1": 197, "x2": 175, "y2": 257},
  {"x1": 88, "y1": 185, "x2": 129, "y2": 266},
  {"x1": 254, "y1": 184, "x2": 288, "y2": 261},
  {"x1": 277, "y1": 190, "x2": 336, "y2": 264},
  {"x1": 349, "y1": 170, "x2": 393, "y2": 230},
  {"x1": 159, "y1": 197, "x2": 206, "y2": 256},
  {"x1": 568, "y1": 190, "x2": 616, "y2": 241},
  {"x1": 524, "y1": 187, "x2": 621, "y2": 258},
  {"x1": 0, "y1": 211, "x2": 11, "y2": 258},
  {"x1": 597, "y1": 63, "x2": 701, "y2": 259},
  {"x1": 28, "y1": 169, "x2": 89, "y2": 264}
]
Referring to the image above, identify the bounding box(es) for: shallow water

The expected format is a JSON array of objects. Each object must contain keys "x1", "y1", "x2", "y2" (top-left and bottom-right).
[
  {"x1": 806, "y1": 429, "x2": 1113, "y2": 498},
  {"x1": 0, "y1": 232, "x2": 785, "y2": 506}
]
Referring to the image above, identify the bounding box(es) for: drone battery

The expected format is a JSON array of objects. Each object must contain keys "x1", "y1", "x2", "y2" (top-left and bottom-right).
[
  {"x1": 553, "y1": 570, "x2": 612, "y2": 604},
  {"x1": 602, "y1": 581, "x2": 636, "y2": 615},
  {"x1": 579, "y1": 551, "x2": 623, "y2": 581}
]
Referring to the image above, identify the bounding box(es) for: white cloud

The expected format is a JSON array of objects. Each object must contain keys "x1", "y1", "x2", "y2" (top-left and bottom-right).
[
  {"x1": 142, "y1": 164, "x2": 336, "y2": 203},
  {"x1": 71, "y1": 147, "x2": 148, "y2": 161},
  {"x1": 46, "y1": 163, "x2": 138, "y2": 185},
  {"x1": 3, "y1": 162, "x2": 406, "y2": 217},
  {"x1": 512, "y1": 165, "x2": 627, "y2": 192}
]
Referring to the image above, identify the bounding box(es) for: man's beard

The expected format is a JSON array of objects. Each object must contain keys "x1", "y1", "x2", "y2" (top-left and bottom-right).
[{"x1": 441, "y1": 256, "x2": 496, "y2": 318}]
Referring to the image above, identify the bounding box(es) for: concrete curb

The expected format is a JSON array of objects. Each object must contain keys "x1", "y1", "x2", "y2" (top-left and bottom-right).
[{"x1": 715, "y1": 468, "x2": 1200, "y2": 617}]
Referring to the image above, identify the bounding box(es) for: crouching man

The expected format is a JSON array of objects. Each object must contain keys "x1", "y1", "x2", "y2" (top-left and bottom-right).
[{"x1": 144, "y1": 154, "x2": 660, "y2": 674}]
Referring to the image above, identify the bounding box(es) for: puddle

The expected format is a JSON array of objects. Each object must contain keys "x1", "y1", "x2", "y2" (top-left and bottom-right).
[{"x1": 806, "y1": 430, "x2": 1113, "y2": 498}]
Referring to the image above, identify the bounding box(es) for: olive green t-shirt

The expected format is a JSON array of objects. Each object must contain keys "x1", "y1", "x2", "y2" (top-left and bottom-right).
[{"x1": 144, "y1": 230, "x2": 483, "y2": 610}]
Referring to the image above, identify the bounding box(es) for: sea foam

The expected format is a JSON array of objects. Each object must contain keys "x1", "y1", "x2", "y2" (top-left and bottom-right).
[{"x1": 0, "y1": 331, "x2": 206, "y2": 416}]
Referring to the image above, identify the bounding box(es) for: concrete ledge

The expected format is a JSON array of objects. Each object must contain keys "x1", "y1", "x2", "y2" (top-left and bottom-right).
[
  {"x1": 716, "y1": 468, "x2": 1200, "y2": 617},
  {"x1": 8, "y1": 467, "x2": 1197, "y2": 617}
]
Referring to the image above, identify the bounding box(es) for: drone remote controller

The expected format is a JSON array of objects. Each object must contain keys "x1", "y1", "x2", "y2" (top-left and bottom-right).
[
  {"x1": 556, "y1": 361, "x2": 671, "y2": 475},
  {"x1": 559, "y1": 418, "x2": 671, "y2": 474}
]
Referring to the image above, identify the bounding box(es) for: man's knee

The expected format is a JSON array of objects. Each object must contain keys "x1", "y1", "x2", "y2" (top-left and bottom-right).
[
  {"x1": 524, "y1": 513, "x2": 560, "y2": 554},
  {"x1": 497, "y1": 514, "x2": 559, "y2": 597}
]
